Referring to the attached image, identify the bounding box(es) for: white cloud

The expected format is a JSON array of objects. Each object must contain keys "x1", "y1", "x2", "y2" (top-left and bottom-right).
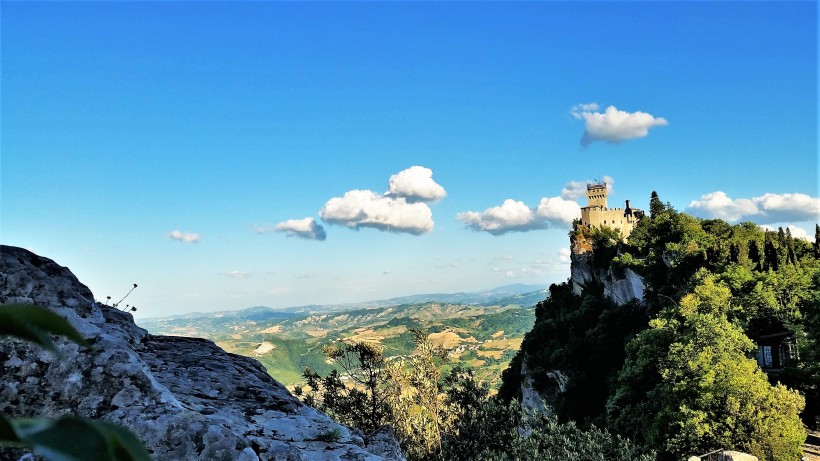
[
  {"x1": 274, "y1": 217, "x2": 327, "y2": 241},
  {"x1": 761, "y1": 225, "x2": 814, "y2": 242},
  {"x1": 571, "y1": 104, "x2": 668, "y2": 147},
  {"x1": 753, "y1": 193, "x2": 820, "y2": 223},
  {"x1": 457, "y1": 199, "x2": 543, "y2": 235},
  {"x1": 562, "y1": 176, "x2": 615, "y2": 200},
  {"x1": 225, "y1": 270, "x2": 251, "y2": 279},
  {"x1": 387, "y1": 166, "x2": 447, "y2": 202},
  {"x1": 320, "y1": 190, "x2": 434, "y2": 235},
  {"x1": 315, "y1": 166, "x2": 444, "y2": 236},
  {"x1": 685, "y1": 191, "x2": 758, "y2": 222},
  {"x1": 457, "y1": 196, "x2": 580, "y2": 235},
  {"x1": 535, "y1": 196, "x2": 583, "y2": 224},
  {"x1": 571, "y1": 102, "x2": 600, "y2": 113},
  {"x1": 686, "y1": 191, "x2": 820, "y2": 224},
  {"x1": 169, "y1": 230, "x2": 200, "y2": 243},
  {"x1": 557, "y1": 247, "x2": 572, "y2": 264},
  {"x1": 561, "y1": 181, "x2": 587, "y2": 200}
]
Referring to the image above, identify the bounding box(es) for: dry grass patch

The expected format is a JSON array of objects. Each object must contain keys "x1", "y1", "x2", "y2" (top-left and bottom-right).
[
  {"x1": 253, "y1": 341, "x2": 276, "y2": 355},
  {"x1": 346, "y1": 328, "x2": 385, "y2": 344},
  {"x1": 260, "y1": 325, "x2": 282, "y2": 334},
  {"x1": 428, "y1": 330, "x2": 477, "y2": 349},
  {"x1": 477, "y1": 349, "x2": 503, "y2": 359},
  {"x1": 483, "y1": 338, "x2": 523, "y2": 350},
  {"x1": 305, "y1": 328, "x2": 329, "y2": 338},
  {"x1": 491, "y1": 330, "x2": 505, "y2": 338}
]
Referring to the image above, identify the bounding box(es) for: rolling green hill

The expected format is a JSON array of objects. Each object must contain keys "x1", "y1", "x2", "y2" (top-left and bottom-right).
[{"x1": 139, "y1": 287, "x2": 543, "y2": 389}]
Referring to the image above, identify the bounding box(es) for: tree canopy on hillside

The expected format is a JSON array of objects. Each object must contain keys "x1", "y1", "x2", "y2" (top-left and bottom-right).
[{"x1": 500, "y1": 192, "x2": 819, "y2": 460}]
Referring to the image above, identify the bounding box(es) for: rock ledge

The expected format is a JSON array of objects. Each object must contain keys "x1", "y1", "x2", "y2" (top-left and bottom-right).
[{"x1": 0, "y1": 245, "x2": 403, "y2": 461}]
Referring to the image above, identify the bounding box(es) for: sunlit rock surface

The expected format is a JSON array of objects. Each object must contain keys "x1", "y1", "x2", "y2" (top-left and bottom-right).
[{"x1": 0, "y1": 245, "x2": 403, "y2": 461}]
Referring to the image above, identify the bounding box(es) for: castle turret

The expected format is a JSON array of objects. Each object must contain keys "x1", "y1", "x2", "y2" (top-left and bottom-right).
[
  {"x1": 585, "y1": 182, "x2": 608, "y2": 208},
  {"x1": 579, "y1": 182, "x2": 644, "y2": 240}
]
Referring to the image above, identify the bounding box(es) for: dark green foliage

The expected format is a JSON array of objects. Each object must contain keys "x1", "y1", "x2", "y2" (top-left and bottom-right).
[
  {"x1": 315, "y1": 428, "x2": 342, "y2": 443},
  {"x1": 500, "y1": 196, "x2": 820, "y2": 458},
  {"x1": 440, "y1": 366, "x2": 653, "y2": 461},
  {"x1": 476, "y1": 411, "x2": 654, "y2": 461},
  {"x1": 3, "y1": 415, "x2": 151, "y2": 461},
  {"x1": 764, "y1": 232, "x2": 779, "y2": 271},
  {"x1": 649, "y1": 191, "x2": 664, "y2": 219},
  {"x1": 612, "y1": 277, "x2": 806, "y2": 460},
  {"x1": 509, "y1": 281, "x2": 647, "y2": 427},
  {"x1": 748, "y1": 239, "x2": 762, "y2": 270},
  {"x1": 497, "y1": 350, "x2": 524, "y2": 402},
  {"x1": 0, "y1": 304, "x2": 90, "y2": 354},
  {"x1": 590, "y1": 226, "x2": 622, "y2": 269},
  {"x1": 302, "y1": 341, "x2": 390, "y2": 434},
  {"x1": 815, "y1": 225, "x2": 820, "y2": 258}
]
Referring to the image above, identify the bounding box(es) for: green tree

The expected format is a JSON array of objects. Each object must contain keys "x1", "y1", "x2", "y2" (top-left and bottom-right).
[
  {"x1": 386, "y1": 329, "x2": 451, "y2": 460},
  {"x1": 649, "y1": 191, "x2": 664, "y2": 219},
  {"x1": 748, "y1": 239, "x2": 762, "y2": 271},
  {"x1": 611, "y1": 278, "x2": 806, "y2": 460},
  {"x1": 301, "y1": 340, "x2": 390, "y2": 434},
  {"x1": 764, "y1": 232, "x2": 779, "y2": 271},
  {"x1": 814, "y1": 224, "x2": 820, "y2": 258}
]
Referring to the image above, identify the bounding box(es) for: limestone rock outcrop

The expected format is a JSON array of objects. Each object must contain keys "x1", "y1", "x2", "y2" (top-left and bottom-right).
[
  {"x1": 0, "y1": 245, "x2": 404, "y2": 461},
  {"x1": 519, "y1": 237, "x2": 645, "y2": 413},
  {"x1": 569, "y1": 241, "x2": 645, "y2": 304}
]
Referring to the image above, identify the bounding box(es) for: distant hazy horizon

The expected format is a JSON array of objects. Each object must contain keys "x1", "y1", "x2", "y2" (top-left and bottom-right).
[{"x1": 3, "y1": 2, "x2": 816, "y2": 318}]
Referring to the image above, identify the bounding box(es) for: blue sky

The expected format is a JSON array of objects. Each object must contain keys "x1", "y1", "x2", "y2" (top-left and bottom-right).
[{"x1": 2, "y1": 1, "x2": 817, "y2": 319}]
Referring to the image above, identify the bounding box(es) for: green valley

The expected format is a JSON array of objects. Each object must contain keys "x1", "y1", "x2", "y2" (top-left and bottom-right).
[{"x1": 138, "y1": 285, "x2": 542, "y2": 389}]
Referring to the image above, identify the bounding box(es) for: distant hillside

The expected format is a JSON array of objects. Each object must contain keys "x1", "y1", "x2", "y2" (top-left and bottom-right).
[{"x1": 139, "y1": 285, "x2": 545, "y2": 389}]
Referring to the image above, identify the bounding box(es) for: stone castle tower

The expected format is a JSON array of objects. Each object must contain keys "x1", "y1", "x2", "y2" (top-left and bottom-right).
[{"x1": 579, "y1": 182, "x2": 644, "y2": 239}]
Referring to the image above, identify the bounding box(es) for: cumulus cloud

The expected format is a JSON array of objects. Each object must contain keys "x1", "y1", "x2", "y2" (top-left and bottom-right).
[
  {"x1": 562, "y1": 176, "x2": 615, "y2": 200},
  {"x1": 761, "y1": 224, "x2": 814, "y2": 242},
  {"x1": 557, "y1": 247, "x2": 572, "y2": 264},
  {"x1": 387, "y1": 166, "x2": 447, "y2": 202},
  {"x1": 571, "y1": 103, "x2": 668, "y2": 147},
  {"x1": 225, "y1": 271, "x2": 251, "y2": 279},
  {"x1": 169, "y1": 230, "x2": 200, "y2": 243},
  {"x1": 274, "y1": 217, "x2": 327, "y2": 241},
  {"x1": 686, "y1": 191, "x2": 820, "y2": 224},
  {"x1": 457, "y1": 196, "x2": 580, "y2": 235},
  {"x1": 315, "y1": 166, "x2": 445, "y2": 235},
  {"x1": 753, "y1": 193, "x2": 820, "y2": 223},
  {"x1": 457, "y1": 199, "x2": 543, "y2": 235},
  {"x1": 320, "y1": 190, "x2": 434, "y2": 235}
]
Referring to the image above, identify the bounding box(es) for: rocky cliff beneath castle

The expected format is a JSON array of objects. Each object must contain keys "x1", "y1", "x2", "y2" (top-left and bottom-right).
[
  {"x1": 516, "y1": 234, "x2": 647, "y2": 413},
  {"x1": 569, "y1": 237, "x2": 645, "y2": 305},
  {"x1": 0, "y1": 245, "x2": 403, "y2": 461}
]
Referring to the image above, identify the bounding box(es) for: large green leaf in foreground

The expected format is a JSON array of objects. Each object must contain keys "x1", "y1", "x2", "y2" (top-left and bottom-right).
[
  {"x1": 2, "y1": 414, "x2": 151, "y2": 461},
  {"x1": 0, "y1": 304, "x2": 89, "y2": 352}
]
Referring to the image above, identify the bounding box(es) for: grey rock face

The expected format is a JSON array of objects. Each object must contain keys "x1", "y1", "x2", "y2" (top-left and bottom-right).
[
  {"x1": 570, "y1": 246, "x2": 644, "y2": 305},
  {"x1": 524, "y1": 242, "x2": 645, "y2": 415},
  {"x1": 0, "y1": 245, "x2": 404, "y2": 461}
]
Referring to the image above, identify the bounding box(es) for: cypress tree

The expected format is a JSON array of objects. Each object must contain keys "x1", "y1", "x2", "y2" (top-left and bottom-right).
[
  {"x1": 649, "y1": 191, "x2": 664, "y2": 219},
  {"x1": 785, "y1": 228, "x2": 797, "y2": 265},
  {"x1": 729, "y1": 243, "x2": 740, "y2": 264},
  {"x1": 748, "y1": 239, "x2": 762, "y2": 271},
  {"x1": 763, "y1": 232, "x2": 778, "y2": 271},
  {"x1": 777, "y1": 227, "x2": 788, "y2": 264},
  {"x1": 815, "y1": 224, "x2": 820, "y2": 258}
]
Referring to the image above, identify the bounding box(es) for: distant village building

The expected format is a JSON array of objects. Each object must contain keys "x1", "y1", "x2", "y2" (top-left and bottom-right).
[{"x1": 579, "y1": 181, "x2": 644, "y2": 239}]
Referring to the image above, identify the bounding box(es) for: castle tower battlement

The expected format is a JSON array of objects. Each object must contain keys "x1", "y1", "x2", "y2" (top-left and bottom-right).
[{"x1": 579, "y1": 182, "x2": 644, "y2": 239}]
